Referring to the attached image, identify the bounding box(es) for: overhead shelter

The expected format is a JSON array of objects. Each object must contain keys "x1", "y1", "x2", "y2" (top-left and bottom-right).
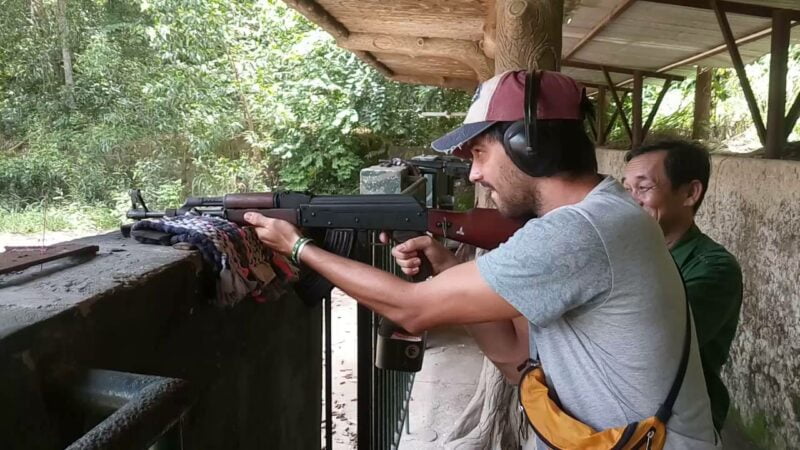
[{"x1": 283, "y1": 0, "x2": 800, "y2": 155}]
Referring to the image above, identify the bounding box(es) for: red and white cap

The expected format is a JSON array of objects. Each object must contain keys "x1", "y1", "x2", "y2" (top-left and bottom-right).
[{"x1": 431, "y1": 70, "x2": 586, "y2": 154}]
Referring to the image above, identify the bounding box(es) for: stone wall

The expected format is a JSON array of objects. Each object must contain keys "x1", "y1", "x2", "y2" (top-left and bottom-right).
[{"x1": 597, "y1": 149, "x2": 800, "y2": 449}]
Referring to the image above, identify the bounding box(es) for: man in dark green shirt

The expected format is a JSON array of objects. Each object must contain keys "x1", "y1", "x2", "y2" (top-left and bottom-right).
[{"x1": 622, "y1": 139, "x2": 743, "y2": 432}]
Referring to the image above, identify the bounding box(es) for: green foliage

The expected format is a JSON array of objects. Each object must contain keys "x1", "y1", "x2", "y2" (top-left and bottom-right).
[{"x1": 0, "y1": 0, "x2": 469, "y2": 231}]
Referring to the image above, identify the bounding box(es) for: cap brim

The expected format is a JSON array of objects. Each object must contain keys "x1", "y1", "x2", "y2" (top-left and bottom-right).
[{"x1": 431, "y1": 121, "x2": 495, "y2": 154}]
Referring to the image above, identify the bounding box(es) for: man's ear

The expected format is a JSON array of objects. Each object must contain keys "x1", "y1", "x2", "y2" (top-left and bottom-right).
[{"x1": 683, "y1": 180, "x2": 704, "y2": 208}]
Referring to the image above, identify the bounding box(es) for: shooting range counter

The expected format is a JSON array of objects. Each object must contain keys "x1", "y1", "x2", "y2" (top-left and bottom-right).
[{"x1": 0, "y1": 232, "x2": 322, "y2": 449}]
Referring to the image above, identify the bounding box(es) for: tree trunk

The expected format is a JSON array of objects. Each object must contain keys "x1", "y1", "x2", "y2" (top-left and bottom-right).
[
  {"x1": 56, "y1": 0, "x2": 75, "y2": 108},
  {"x1": 495, "y1": 0, "x2": 562, "y2": 73},
  {"x1": 692, "y1": 67, "x2": 713, "y2": 140}
]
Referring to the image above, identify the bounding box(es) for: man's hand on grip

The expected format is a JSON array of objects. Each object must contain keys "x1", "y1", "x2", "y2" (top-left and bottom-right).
[{"x1": 380, "y1": 233, "x2": 459, "y2": 276}]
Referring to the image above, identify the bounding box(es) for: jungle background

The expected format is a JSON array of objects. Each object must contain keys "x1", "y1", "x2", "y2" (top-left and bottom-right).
[{"x1": 1, "y1": 0, "x2": 798, "y2": 234}]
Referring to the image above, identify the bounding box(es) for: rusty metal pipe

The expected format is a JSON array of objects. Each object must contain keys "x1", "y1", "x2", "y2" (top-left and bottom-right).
[{"x1": 64, "y1": 370, "x2": 193, "y2": 450}]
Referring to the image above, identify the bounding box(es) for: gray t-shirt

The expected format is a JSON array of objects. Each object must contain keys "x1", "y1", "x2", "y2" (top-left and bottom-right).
[{"x1": 476, "y1": 177, "x2": 719, "y2": 449}]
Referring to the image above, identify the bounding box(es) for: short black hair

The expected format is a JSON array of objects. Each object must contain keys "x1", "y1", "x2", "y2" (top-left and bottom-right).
[
  {"x1": 480, "y1": 120, "x2": 598, "y2": 178},
  {"x1": 625, "y1": 139, "x2": 711, "y2": 212}
]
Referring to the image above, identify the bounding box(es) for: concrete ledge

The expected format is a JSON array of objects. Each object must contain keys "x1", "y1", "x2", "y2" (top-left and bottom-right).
[{"x1": 0, "y1": 232, "x2": 322, "y2": 449}]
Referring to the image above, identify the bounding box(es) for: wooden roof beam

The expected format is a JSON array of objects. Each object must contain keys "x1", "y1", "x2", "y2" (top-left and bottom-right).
[
  {"x1": 282, "y1": 0, "x2": 349, "y2": 39},
  {"x1": 563, "y1": 60, "x2": 685, "y2": 81},
  {"x1": 642, "y1": 0, "x2": 800, "y2": 20},
  {"x1": 711, "y1": 0, "x2": 767, "y2": 145},
  {"x1": 338, "y1": 33, "x2": 494, "y2": 80},
  {"x1": 612, "y1": 20, "x2": 800, "y2": 89},
  {"x1": 583, "y1": 82, "x2": 633, "y2": 92},
  {"x1": 391, "y1": 75, "x2": 478, "y2": 92},
  {"x1": 283, "y1": 0, "x2": 395, "y2": 77},
  {"x1": 564, "y1": 0, "x2": 639, "y2": 60}
]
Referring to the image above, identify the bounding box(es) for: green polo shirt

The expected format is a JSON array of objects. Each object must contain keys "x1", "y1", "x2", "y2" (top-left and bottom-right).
[{"x1": 670, "y1": 224, "x2": 742, "y2": 432}]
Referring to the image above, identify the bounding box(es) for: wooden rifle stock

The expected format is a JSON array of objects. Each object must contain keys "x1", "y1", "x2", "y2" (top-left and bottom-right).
[{"x1": 427, "y1": 209, "x2": 522, "y2": 250}]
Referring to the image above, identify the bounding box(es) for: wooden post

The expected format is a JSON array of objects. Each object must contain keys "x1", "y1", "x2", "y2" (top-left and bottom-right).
[
  {"x1": 643, "y1": 79, "x2": 672, "y2": 140},
  {"x1": 495, "y1": 0, "x2": 562, "y2": 72},
  {"x1": 604, "y1": 67, "x2": 633, "y2": 142},
  {"x1": 711, "y1": 0, "x2": 767, "y2": 146},
  {"x1": 693, "y1": 67, "x2": 713, "y2": 140},
  {"x1": 632, "y1": 71, "x2": 643, "y2": 148},
  {"x1": 766, "y1": 10, "x2": 790, "y2": 158},
  {"x1": 596, "y1": 87, "x2": 608, "y2": 146}
]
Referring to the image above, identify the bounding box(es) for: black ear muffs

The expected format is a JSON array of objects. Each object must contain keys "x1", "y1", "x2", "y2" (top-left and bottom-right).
[{"x1": 502, "y1": 71, "x2": 554, "y2": 178}]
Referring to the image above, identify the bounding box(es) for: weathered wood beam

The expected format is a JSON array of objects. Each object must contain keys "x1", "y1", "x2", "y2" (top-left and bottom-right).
[
  {"x1": 338, "y1": 33, "x2": 494, "y2": 81},
  {"x1": 766, "y1": 9, "x2": 791, "y2": 158},
  {"x1": 692, "y1": 67, "x2": 712, "y2": 140},
  {"x1": 632, "y1": 71, "x2": 644, "y2": 147},
  {"x1": 644, "y1": 78, "x2": 672, "y2": 139},
  {"x1": 711, "y1": 0, "x2": 767, "y2": 146},
  {"x1": 612, "y1": 23, "x2": 799, "y2": 89},
  {"x1": 785, "y1": 92, "x2": 800, "y2": 140},
  {"x1": 603, "y1": 66, "x2": 633, "y2": 143},
  {"x1": 352, "y1": 51, "x2": 393, "y2": 77},
  {"x1": 584, "y1": 82, "x2": 632, "y2": 92},
  {"x1": 282, "y1": 0, "x2": 395, "y2": 78},
  {"x1": 481, "y1": 0, "x2": 498, "y2": 59},
  {"x1": 658, "y1": 25, "x2": 775, "y2": 74},
  {"x1": 496, "y1": 0, "x2": 562, "y2": 72},
  {"x1": 596, "y1": 87, "x2": 607, "y2": 145},
  {"x1": 282, "y1": 0, "x2": 349, "y2": 39},
  {"x1": 391, "y1": 75, "x2": 477, "y2": 92},
  {"x1": 563, "y1": 60, "x2": 685, "y2": 81},
  {"x1": 602, "y1": 92, "x2": 630, "y2": 145},
  {"x1": 643, "y1": 0, "x2": 800, "y2": 20},
  {"x1": 564, "y1": 0, "x2": 638, "y2": 60}
]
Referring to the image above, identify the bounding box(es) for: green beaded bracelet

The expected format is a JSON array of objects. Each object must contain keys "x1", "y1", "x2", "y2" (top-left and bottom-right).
[{"x1": 291, "y1": 237, "x2": 314, "y2": 265}]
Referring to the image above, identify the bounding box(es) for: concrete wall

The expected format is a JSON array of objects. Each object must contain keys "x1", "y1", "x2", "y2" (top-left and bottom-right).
[
  {"x1": 0, "y1": 233, "x2": 322, "y2": 449},
  {"x1": 597, "y1": 149, "x2": 800, "y2": 449}
]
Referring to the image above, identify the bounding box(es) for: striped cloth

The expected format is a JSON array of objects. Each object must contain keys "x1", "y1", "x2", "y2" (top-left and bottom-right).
[{"x1": 131, "y1": 213, "x2": 297, "y2": 306}]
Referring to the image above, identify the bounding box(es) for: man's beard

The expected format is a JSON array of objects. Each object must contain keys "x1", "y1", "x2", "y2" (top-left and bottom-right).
[{"x1": 490, "y1": 169, "x2": 541, "y2": 221}]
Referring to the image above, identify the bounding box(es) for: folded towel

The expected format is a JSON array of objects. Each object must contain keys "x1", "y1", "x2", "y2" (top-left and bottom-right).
[{"x1": 131, "y1": 213, "x2": 298, "y2": 306}]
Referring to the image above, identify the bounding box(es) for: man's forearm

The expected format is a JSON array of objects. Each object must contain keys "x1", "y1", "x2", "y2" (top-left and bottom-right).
[{"x1": 298, "y1": 243, "x2": 521, "y2": 334}]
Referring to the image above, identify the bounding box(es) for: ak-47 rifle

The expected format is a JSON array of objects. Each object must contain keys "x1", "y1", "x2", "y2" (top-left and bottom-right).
[
  {"x1": 124, "y1": 188, "x2": 523, "y2": 372},
  {"x1": 124, "y1": 189, "x2": 521, "y2": 251}
]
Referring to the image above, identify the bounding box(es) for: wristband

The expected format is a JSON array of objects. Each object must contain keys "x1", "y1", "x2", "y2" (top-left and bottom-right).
[{"x1": 291, "y1": 237, "x2": 314, "y2": 265}]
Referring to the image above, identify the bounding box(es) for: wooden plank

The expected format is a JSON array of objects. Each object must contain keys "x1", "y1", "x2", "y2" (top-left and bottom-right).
[
  {"x1": 391, "y1": 75, "x2": 477, "y2": 92},
  {"x1": 603, "y1": 67, "x2": 633, "y2": 143},
  {"x1": 632, "y1": 71, "x2": 644, "y2": 147},
  {"x1": 711, "y1": 0, "x2": 767, "y2": 145},
  {"x1": 352, "y1": 51, "x2": 393, "y2": 77},
  {"x1": 692, "y1": 67, "x2": 712, "y2": 139},
  {"x1": 643, "y1": 0, "x2": 800, "y2": 20},
  {"x1": 339, "y1": 33, "x2": 493, "y2": 80},
  {"x1": 0, "y1": 243, "x2": 99, "y2": 275},
  {"x1": 657, "y1": 25, "x2": 776, "y2": 73},
  {"x1": 596, "y1": 87, "x2": 608, "y2": 145},
  {"x1": 283, "y1": 0, "x2": 350, "y2": 39},
  {"x1": 785, "y1": 92, "x2": 800, "y2": 140},
  {"x1": 644, "y1": 78, "x2": 672, "y2": 139},
  {"x1": 766, "y1": 9, "x2": 790, "y2": 158},
  {"x1": 564, "y1": 0, "x2": 639, "y2": 60},
  {"x1": 563, "y1": 60, "x2": 685, "y2": 81}
]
